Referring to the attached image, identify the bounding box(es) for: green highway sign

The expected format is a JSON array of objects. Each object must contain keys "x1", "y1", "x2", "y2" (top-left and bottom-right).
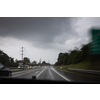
[{"x1": 90, "y1": 29, "x2": 100, "y2": 54}]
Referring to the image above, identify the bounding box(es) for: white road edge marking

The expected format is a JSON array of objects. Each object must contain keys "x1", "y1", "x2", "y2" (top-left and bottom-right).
[
  {"x1": 12, "y1": 69, "x2": 36, "y2": 74},
  {"x1": 35, "y1": 71, "x2": 39, "y2": 73},
  {"x1": 36, "y1": 68, "x2": 47, "y2": 78},
  {"x1": 12, "y1": 69, "x2": 39, "y2": 77},
  {"x1": 12, "y1": 71, "x2": 33, "y2": 77},
  {"x1": 51, "y1": 67, "x2": 71, "y2": 82}
]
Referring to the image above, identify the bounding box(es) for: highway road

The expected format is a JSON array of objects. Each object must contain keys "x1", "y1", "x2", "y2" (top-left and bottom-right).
[
  {"x1": 12, "y1": 67, "x2": 70, "y2": 81},
  {"x1": 12, "y1": 66, "x2": 100, "y2": 83}
]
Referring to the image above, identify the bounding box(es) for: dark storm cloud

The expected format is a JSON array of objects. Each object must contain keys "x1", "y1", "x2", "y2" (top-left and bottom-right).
[{"x1": 0, "y1": 17, "x2": 79, "y2": 49}]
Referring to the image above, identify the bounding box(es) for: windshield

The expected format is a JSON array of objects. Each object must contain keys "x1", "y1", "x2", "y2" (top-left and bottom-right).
[{"x1": 0, "y1": 17, "x2": 100, "y2": 83}]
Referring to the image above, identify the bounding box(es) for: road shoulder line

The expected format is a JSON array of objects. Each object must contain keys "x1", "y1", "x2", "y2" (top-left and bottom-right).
[
  {"x1": 51, "y1": 67, "x2": 71, "y2": 82},
  {"x1": 12, "y1": 69, "x2": 41, "y2": 77}
]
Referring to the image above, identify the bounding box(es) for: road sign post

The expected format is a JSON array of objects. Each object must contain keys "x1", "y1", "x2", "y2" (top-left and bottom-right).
[
  {"x1": 90, "y1": 29, "x2": 100, "y2": 68},
  {"x1": 90, "y1": 29, "x2": 100, "y2": 54}
]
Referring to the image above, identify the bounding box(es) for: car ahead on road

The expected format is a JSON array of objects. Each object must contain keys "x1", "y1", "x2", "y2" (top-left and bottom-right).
[{"x1": 0, "y1": 63, "x2": 12, "y2": 77}]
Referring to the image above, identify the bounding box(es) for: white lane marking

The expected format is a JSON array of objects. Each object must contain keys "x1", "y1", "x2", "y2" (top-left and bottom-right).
[
  {"x1": 12, "y1": 69, "x2": 34, "y2": 74},
  {"x1": 12, "y1": 71, "x2": 33, "y2": 77},
  {"x1": 49, "y1": 68, "x2": 55, "y2": 80},
  {"x1": 12, "y1": 69, "x2": 42, "y2": 77},
  {"x1": 36, "y1": 68, "x2": 47, "y2": 78},
  {"x1": 35, "y1": 71, "x2": 39, "y2": 73},
  {"x1": 12, "y1": 68, "x2": 41, "y2": 75},
  {"x1": 51, "y1": 67, "x2": 71, "y2": 82}
]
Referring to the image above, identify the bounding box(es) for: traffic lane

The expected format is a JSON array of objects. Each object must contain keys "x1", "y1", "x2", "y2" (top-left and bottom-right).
[
  {"x1": 12, "y1": 68, "x2": 39, "y2": 76},
  {"x1": 12, "y1": 67, "x2": 47, "y2": 79},
  {"x1": 50, "y1": 67, "x2": 70, "y2": 81},
  {"x1": 37, "y1": 67, "x2": 50, "y2": 80},
  {"x1": 55, "y1": 68, "x2": 100, "y2": 83},
  {"x1": 12, "y1": 67, "x2": 46, "y2": 75},
  {"x1": 12, "y1": 66, "x2": 99, "y2": 83},
  {"x1": 10, "y1": 69, "x2": 20, "y2": 71},
  {"x1": 37, "y1": 67, "x2": 70, "y2": 81}
]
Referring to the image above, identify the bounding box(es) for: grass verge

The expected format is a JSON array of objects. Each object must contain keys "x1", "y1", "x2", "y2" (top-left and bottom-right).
[
  {"x1": 54, "y1": 61, "x2": 100, "y2": 79},
  {"x1": 54, "y1": 61, "x2": 100, "y2": 71}
]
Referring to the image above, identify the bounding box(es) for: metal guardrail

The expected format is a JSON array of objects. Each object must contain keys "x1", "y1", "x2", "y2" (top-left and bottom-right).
[{"x1": 67, "y1": 68, "x2": 100, "y2": 75}]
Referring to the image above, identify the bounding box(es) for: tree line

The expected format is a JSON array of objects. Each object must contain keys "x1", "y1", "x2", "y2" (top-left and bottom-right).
[
  {"x1": 22, "y1": 57, "x2": 51, "y2": 66},
  {"x1": 0, "y1": 50, "x2": 18, "y2": 67},
  {"x1": 0, "y1": 50, "x2": 51, "y2": 67},
  {"x1": 55, "y1": 43, "x2": 100, "y2": 66}
]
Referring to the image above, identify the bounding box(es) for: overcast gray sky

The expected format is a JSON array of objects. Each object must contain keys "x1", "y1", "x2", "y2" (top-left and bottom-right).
[{"x1": 0, "y1": 17, "x2": 100, "y2": 64}]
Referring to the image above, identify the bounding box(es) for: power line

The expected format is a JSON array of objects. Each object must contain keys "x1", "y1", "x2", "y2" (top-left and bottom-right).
[
  {"x1": 0, "y1": 37, "x2": 18, "y2": 47},
  {"x1": 0, "y1": 39, "x2": 20, "y2": 53},
  {"x1": 0, "y1": 45, "x2": 18, "y2": 52}
]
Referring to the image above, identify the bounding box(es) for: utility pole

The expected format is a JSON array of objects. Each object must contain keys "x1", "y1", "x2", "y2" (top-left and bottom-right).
[
  {"x1": 39, "y1": 58, "x2": 41, "y2": 64},
  {"x1": 39, "y1": 58, "x2": 41, "y2": 67},
  {"x1": 40, "y1": 58, "x2": 41, "y2": 64},
  {"x1": 19, "y1": 47, "x2": 25, "y2": 69},
  {"x1": 48, "y1": 60, "x2": 50, "y2": 65},
  {"x1": 21, "y1": 46, "x2": 24, "y2": 61},
  {"x1": 21, "y1": 46, "x2": 24, "y2": 68},
  {"x1": 20, "y1": 46, "x2": 25, "y2": 62}
]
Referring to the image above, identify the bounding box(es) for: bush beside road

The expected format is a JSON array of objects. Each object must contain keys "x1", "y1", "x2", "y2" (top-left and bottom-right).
[{"x1": 54, "y1": 61, "x2": 100, "y2": 71}]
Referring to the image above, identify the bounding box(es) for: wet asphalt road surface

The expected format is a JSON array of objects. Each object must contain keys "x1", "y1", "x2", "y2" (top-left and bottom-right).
[{"x1": 12, "y1": 66, "x2": 100, "y2": 83}]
